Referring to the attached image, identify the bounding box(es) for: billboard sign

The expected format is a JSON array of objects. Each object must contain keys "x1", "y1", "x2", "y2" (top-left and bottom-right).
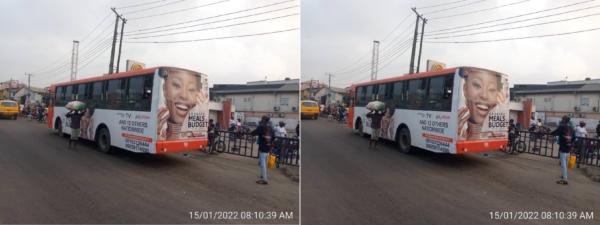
[
  {"x1": 426, "y1": 60, "x2": 446, "y2": 72},
  {"x1": 126, "y1": 60, "x2": 146, "y2": 72}
]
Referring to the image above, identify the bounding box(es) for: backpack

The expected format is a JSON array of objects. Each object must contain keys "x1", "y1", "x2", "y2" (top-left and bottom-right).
[{"x1": 256, "y1": 125, "x2": 274, "y2": 146}]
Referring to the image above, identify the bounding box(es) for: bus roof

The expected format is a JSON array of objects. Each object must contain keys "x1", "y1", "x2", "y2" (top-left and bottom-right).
[
  {"x1": 349, "y1": 66, "x2": 503, "y2": 90},
  {"x1": 49, "y1": 66, "x2": 205, "y2": 90}
]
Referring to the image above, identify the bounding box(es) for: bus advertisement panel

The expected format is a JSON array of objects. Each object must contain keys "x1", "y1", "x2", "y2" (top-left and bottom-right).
[
  {"x1": 156, "y1": 67, "x2": 209, "y2": 141},
  {"x1": 349, "y1": 67, "x2": 509, "y2": 154},
  {"x1": 457, "y1": 67, "x2": 510, "y2": 142}
]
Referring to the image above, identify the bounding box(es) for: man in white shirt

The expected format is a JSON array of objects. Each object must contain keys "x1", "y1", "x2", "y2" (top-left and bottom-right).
[
  {"x1": 575, "y1": 121, "x2": 587, "y2": 138},
  {"x1": 275, "y1": 120, "x2": 287, "y2": 138},
  {"x1": 529, "y1": 118, "x2": 537, "y2": 131},
  {"x1": 229, "y1": 118, "x2": 236, "y2": 131}
]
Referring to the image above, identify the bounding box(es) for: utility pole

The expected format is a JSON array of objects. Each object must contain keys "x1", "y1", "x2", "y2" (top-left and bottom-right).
[
  {"x1": 109, "y1": 8, "x2": 121, "y2": 75},
  {"x1": 324, "y1": 73, "x2": 335, "y2": 105},
  {"x1": 116, "y1": 16, "x2": 126, "y2": 73},
  {"x1": 416, "y1": 17, "x2": 427, "y2": 73},
  {"x1": 71, "y1": 40, "x2": 79, "y2": 81},
  {"x1": 309, "y1": 78, "x2": 313, "y2": 100},
  {"x1": 371, "y1": 40, "x2": 380, "y2": 81},
  {"x1": 409, "y1": 8, "x2": 424, "y2": 75},
  {"x1": 24, "y1": 73, "x2": 33, "y2": 104}
]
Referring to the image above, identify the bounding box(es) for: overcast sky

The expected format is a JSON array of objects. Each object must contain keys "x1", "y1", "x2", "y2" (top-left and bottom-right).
[
  {"x1": 0, "y1": 0, "x2": 299, "y2": 88},
  {"x1": 301, "y1": 0, "x2": 600, "y2": 88}
]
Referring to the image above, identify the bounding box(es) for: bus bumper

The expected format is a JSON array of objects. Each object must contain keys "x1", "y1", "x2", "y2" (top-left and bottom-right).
[
  {"x1": 0, "y1": 112, "x2": 18, "y2": 117},
  {"x1": 156, "y1": 139, "x2": 208, "y2": 154},
  {"x1": 456, "y1": 139, "x2": 508, "y2": 154}
]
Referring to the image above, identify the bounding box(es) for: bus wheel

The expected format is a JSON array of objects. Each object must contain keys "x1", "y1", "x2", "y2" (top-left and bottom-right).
[
  {"x1": 57, "y1": 119, "x2": 64, "y2": 137},
  {"x1": 398, "y1": 128, "x2": 412, "y2": 154},
  {"x1": 98, "y1": 128, "x2": 112, "y2": 154},
  {"x1": 358, "y1": 120, "x2": 365, "y2": 137}
]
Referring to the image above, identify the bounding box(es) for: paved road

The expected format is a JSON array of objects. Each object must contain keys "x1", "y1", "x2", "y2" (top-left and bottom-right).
[
  {"x1": 0, "y1": 118, "x2": 298, "y2": 224},
  {"x1": 301, "y1": 119, "x2": 600, "y2": 225}
]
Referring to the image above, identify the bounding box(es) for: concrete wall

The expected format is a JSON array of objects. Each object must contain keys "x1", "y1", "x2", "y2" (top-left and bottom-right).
[
  {"x1": 514, "y1": 93, "x2": 600, "y2": 129},
  {"x1": 222, "y1": 93, "x2": 299, "y2": 113},
  {"x1": 314, "y1": 88, "x2": 344, "y2": 104},
  {"x1": 516, "y1": 93, "x2": 600, "y2": 114}
]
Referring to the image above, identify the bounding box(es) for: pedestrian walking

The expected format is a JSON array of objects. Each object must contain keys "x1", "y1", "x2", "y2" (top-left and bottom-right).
[
  {"x1": 596, "y1": 121, "x2": 600, "y2": 137},
  {"x1": 245, "y1": 115, "x2": 274, "y2": 185},
  {"x1": 65, "y1": 108, "x2": 86, "y2": 150},
  {"x1": 543, "y1": 115, "x2": 573, "y2": 185},
  {"x1": 366, "y1": 108, "x2": 386, "y2": 150}
]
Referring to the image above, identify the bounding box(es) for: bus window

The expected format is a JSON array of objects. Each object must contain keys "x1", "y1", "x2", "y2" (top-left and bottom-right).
[
  {"x1": 107, "y1": 79, "x2": 125, "y2": 109},
  {"x1": 143, "y1": 75, "x2": 153, "y2": 100},
  {"x1": 378, "y1": 83, "x2": 388, "y2": 101},
  {"x1": 365, "y1": 85, "x2": 374, "y2": 102},
  {"x1": 427, "y1": 76, "x2": 445, "y2": 110},
  {"x1": 356, "y1": 86, "x2": 364, "y2": 106},
  {"x1": 76, "y1": 84, "x2": 85, "y2": 101},
  {"x1": 56, "y1": 86, "x2": 64, "y2": 106},
  {"x1": 392, "y1": 81, "x2": 404, "y2": 108},
  {"x1": 127, "y1": 76, "x2": 144, "y2": 110},
  {"x1": 91, "y1": 81, "x2": 104, "y2": 108},
  {"x1": 65, "y1": 85, "x2": 74, "y2": 102},
  {"x1": 407, "y1": 79, "x2": 425, "y2": 109}
]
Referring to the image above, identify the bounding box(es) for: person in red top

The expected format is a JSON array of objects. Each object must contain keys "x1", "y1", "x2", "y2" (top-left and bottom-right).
[{"x1": 66, "y1": 108, "x2": 86, "y2": 150}]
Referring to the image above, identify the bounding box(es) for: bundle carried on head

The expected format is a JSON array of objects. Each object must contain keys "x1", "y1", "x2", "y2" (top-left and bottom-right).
[
  {"x1": 66, "y1": 101, "x2": 85, "y2": 110},
  {"x1": 366, "y1": 101, "x2": 386, "y2": 111}
]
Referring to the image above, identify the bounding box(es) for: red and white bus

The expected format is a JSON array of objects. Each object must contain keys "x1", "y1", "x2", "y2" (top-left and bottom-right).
[
  {"x1": 348, "y1": 67, "x2": 510, "y2": 154},
  {"x1": 47, "y1": 67, "x2": 210, "y2": 154}
]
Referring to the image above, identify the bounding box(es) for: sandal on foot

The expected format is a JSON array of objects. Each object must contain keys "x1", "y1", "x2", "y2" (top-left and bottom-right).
[
  {"x1": 256, "y1": 180, "x2": 268, "y2": 185},
  {"x1": 556, "y1": 180, "x2": 568, "y2": 185}
]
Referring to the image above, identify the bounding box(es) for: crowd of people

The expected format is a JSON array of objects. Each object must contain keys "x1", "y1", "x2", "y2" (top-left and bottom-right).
[{"x1": 319, "y1": 103, "x2": 348, "y2": 122}]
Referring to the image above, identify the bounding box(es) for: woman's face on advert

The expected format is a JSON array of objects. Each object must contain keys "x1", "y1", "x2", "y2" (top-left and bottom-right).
[
  {"x1": 463, "y1": 72, "x2": 498, "y2": 124},
  {"x1": 163, "y1": 72, "x2": 198, "y2": 124}
]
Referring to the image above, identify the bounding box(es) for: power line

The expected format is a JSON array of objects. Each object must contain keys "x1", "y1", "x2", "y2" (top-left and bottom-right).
[
  {"x1": 80, "y1": 21, "x2": 117, "y2": 51},
  {"x1": 36, "y1": 44, "x2": 113, "y2": 86},
  {"x1": 417, "y1": 0, "x2": 469, "y2": 9},
  {"x1": 30, "y1": 11, "x2": 112, "y2": 74},
  {"x1": 330, "y1": 11, "x2": 413, "y2": 74},
  {"x1": 33, "y1": 37, "x2": 115, "y2": 80},
  {"x1": 380, "y1": 12, "x2": 414, "y2": 42},
  {"x1": 334, "y1": 31, "x2": 414, "y2": 77},
  {"x1": 33, "y1": 40, "x2": 115, "y2": 83},
  {"x1": 426, "y1": 4, "x2": 600, "y2": 37},
  {"x1": 425, "y1": 11, "x2": 600, "y2": 40},
  {"x1": 117, "y1": 0, "x2": 169, "y2": 9},
  {"x1": 380, "y1": 20, "x2": 416, "y2": 52},
  {"x1": 423, "y1": 27, "x2": 600, "y2": 43},
  {"x1": 33, "y1": 34, "x2": 114, "y2": 77},
  {"x1": 125, "y1": 5, "x2": 299, "y2": 36},
  {"x1": 80, "y1": 12, "x2": 113, "y2": 42},
  {"x1": 423, "y1": 0, "x2": 488, "y2": 15},
  {"x1": 332, "y1": 38, "x2": 414, "y2": 81},
  {"x1": 122, "y1": 0, "x2": 189, "y2": 14},
  {"x1": 126, "y1": 0, "x2": 295, "y2": 32},
  {"x1": 429, "y1": 0, "x2": 532, "y2": 20},
  {"x1": 129, "y1": 0, "x2": 231, "y2": 20},
  {"x1": 426, "y1": 0, "x2": 595, "y2": 33},
  {"x1": 122, "y1": 28, "x2": 298, "y2": 43},
  {"x1": 125, "y1": 13, "x2": 299, "y2": 39}
]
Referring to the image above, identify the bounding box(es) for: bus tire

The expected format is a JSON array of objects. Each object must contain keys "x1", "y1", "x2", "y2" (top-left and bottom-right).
[
  {"x1": 57, "y1": 119, "x2": 64, "y2": 137},
  {"x1": 358, "y1": 120, "x2": 365, "y2": 137},
  {"x1": 398, "y1": 128, "x2": 412, "y2": 154},
  {"x1": 97, "y1": 128, "x2": 112, "y2": 154}
]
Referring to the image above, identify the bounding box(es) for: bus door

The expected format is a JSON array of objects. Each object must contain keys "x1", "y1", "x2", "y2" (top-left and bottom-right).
[
  {"x1": 47, "y1": 92, "x2": 55, "y2": 129},
  {"x1": 348, "y1": 91, "x2": 355, "y2": 129}
]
